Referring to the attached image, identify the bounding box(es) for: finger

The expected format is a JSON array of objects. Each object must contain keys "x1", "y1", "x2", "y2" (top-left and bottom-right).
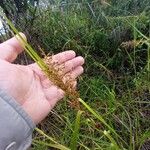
[
  {"x1": 62, "y1": 66, "x2": 83, "y2": 87},
  {"x1": 69, "y1": 66, "x2": 84, "y2": 79},
  {"x1": 29, "y1": 50, "x2": 77, "y2": 80},
  {"x1": 41, "y1": 77, "x2": 53, "y2": 89},
  {"x1": 52, "y1": 50, "x2": 76, "y2": 64},
  {"x1": 60, "y1": 56, "x2": 84, "y2": 74},
  {"x1": 41, "y1": 67, "x2": 79, "y2": 89},
  {"x1": 73, "y1": 81, "x2": 77, "y2": 89},
  {"x1": 44, "y1": 86, "x2": 64, "y2": 108},
  {"x1": 41, "y1": 73, "x2": 78, "y2": 90},
  {"x1": 0, "y1": 32, "x2": 26, "y2": 62}
]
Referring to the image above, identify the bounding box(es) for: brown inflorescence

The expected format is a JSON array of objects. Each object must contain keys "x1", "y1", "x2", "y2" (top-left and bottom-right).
[
  {"x1": 43, "y1": 55, "x2": 80, "y2": 109},
  {"x1": 121, "y1": 40, "x2": 143, "y2": 50}
]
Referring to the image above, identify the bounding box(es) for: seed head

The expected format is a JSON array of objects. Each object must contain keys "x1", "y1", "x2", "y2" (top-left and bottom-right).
[{"x1": 43, "y1": 55, "x2": 80, "y2": 109}]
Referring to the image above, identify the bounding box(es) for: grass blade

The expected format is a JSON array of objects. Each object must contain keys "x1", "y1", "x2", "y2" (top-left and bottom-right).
[
  {"x1": 79, "y1": 98, "x2": 116, "y2": 135},
  {"x1": 33, "y1": 140, "x2": 70, "y2": 150},
  {"x1": 35, "y1": 128, "x2": 70, "y2": 150},
  {"x1": 79, "y1": 98, "x2": 126, "y2": 148},
  {"x1": 70, "y1": 110, "x2": 83, "y2": 150}
]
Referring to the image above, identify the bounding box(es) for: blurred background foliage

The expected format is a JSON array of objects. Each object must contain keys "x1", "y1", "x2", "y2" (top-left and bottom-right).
[{"x1": 0, "y1": 0, "x2": 150, "y2": 149}]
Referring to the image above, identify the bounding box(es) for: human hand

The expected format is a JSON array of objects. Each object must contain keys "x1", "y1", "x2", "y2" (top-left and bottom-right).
[{"x1": 0, "y1": 33, "x2": 84, "y2": 124}]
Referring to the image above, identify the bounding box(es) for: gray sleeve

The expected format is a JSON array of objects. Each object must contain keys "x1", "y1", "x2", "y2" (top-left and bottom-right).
[{"x1": 0, "y1": 89, "x2": 36, "y2": 150}]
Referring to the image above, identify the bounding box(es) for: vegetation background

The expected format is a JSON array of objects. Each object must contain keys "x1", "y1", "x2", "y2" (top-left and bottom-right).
[{"x1": 0, "y1": 0, "x2": 150, "y2": 149}]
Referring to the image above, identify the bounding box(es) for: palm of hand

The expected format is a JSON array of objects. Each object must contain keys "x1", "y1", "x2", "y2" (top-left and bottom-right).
[{"x1": 0, "y1": 34, "x2": 84, "y2": 124}]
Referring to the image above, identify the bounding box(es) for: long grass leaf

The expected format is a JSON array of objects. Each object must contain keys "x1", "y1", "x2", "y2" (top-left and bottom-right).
[
  {"x1": 79, "y1": 98, "x2": 125, "y2": 148},
  {"x1": 33, "y1": 140, "x2": 70, "y2": 150},
  {"x1": 35, "y1": 128, "x2": 70, "y2": 150},
  {"x1": 70, "y1": 110, "x2": 83, "y2": 150}
]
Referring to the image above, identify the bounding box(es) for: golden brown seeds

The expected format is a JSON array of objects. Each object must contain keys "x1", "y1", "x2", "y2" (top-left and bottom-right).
[{"x1": 44, "y1": 55, "x2": 80, "y2": 109}]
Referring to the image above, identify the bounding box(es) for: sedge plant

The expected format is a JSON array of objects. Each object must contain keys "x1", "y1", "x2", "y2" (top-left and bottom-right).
[{"x1": 1, "y1": 15, "x2": 126, "y2": 150}]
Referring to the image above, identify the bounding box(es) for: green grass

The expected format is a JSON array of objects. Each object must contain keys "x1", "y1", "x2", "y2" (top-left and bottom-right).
[{"x1": 1, "y1": 0, "x2": 150, "y2": 149}]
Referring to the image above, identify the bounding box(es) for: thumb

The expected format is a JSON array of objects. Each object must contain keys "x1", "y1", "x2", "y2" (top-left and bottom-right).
[{"x1": 0, "y1": 32, "x2": 26, "y2": 62}]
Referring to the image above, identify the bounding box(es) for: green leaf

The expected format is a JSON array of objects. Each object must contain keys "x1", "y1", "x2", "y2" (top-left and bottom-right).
[{"x1": 70, "y1": 110, "x2": 83, "y2": 150}]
